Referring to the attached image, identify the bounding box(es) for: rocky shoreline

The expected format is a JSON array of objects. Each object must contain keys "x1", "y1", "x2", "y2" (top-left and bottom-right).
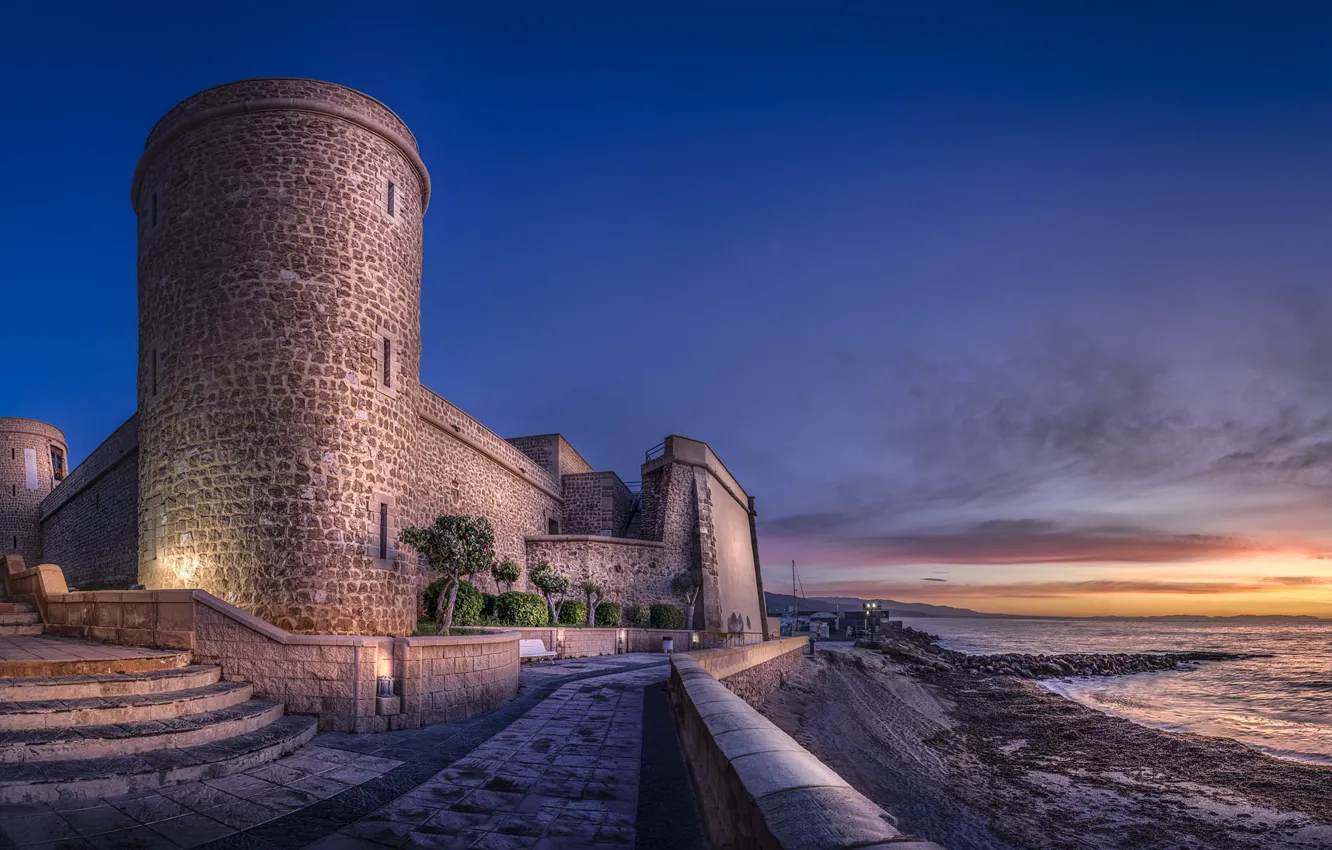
[
  {"x1": 760, "y1": 641, "x2": 1332, "y2": 849},
  {"x1": 862, "y1": 623, "x2": 1258, "y2": 679}
]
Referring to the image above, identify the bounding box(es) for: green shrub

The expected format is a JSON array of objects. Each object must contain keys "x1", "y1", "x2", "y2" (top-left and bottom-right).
[
  {"x1": 454, "y1": 581, "x2": 485, "y2": 625},
  {"x1": 495, "y1": 591, "x2": 550, "y2": 627},
  {"x1": 650, "y1": 603, "x2": 685, "y2": 630},
  {"x1": 422, "y1": 579, "x2": 486, "y2": 625},
  {"x1": 594, "y1": 602, "x2": 622, "y2": 627},
  {"x1": 558, "y1": 600, "x2": 587, "y2": 625},
  {"x1": 624, "y1": 603, "x2": 651, "y2": 628},
  {"x1": 481, "y1": 593, "x2": 498, "y2": 618}
]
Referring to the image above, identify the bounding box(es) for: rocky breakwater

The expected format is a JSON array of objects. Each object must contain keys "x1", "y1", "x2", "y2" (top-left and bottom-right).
[{"x1": 861, "y1": 625, "x2": 1255, "y2": 680}]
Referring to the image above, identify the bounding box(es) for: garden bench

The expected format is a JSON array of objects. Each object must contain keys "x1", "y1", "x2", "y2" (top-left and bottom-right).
[{"x1": 519, "y1": 639, "x2": 557, "y2": 662}]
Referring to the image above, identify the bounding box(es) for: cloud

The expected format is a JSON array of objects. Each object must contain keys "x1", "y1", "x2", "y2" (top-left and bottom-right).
[
  {"x1": 763, "y1": 517, "x2": 1271, "y2": 566},
  {"x1": 921, "y1": 577, "x2": 948, "y2": 582},
  {"x1": 789, "y1": 576, "x2": 1332, "y2": 600}
]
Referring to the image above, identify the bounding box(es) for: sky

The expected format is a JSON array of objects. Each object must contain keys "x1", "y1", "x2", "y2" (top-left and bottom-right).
[{"x1": 4, "y1": 2, "x2": 1332, "y2": 617}]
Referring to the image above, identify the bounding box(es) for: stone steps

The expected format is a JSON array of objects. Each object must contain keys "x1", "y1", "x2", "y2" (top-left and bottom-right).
[
  {"x1": 0, "y1": 680, "x2": 254, "y2": 730},
  {"x1": 0, "y1": 664, "x2": 222, "y2": 701},
  {"x1": 0, "y1": 611, "x2": 41, "y2": 625},
  {"x1": 0, "y1": 640, "x2": 318, "y2": 800},
  {"x1": 0, "y1": 623, "x2": 43, "y2": 636},
  {"x1": 0, "y1": 698, "x2": 285, "y2": 762},
  {"x1": 0, "y1": 650, "x2": 190, "y2": 678},
  {"x1": 0, "y1": 602, "x2": 36, "y2": 614},
  {"x1": 0, "y1": 714, "x2": 318, "y2": 803}
]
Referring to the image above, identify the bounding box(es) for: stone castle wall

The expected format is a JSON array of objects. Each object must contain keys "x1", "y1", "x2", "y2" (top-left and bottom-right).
[
  {"x1": 4, "y1": 79, "x2": 768, "y2": 642},
  {"x1": 134, "y1": 79, "x2": 429, "y2": 635},
  {"x1": 0, "y1": 418, "x2": 67, "y2": 568},
  {"x1": 39, "y1": 415, "x2": 139, "y2": 588}
]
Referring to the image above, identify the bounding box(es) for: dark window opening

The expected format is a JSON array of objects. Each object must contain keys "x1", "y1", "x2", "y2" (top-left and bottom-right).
[
  {"x1": 379, "y1": 503, "x2": 389, "y2": 560},
  {"x1": 11, "y1": 536, "x2": 16, "y2": 550},
  {"x1": 151, "y1": 192, "x2": 158, "y2": 227},
  {"x1": 387, "y1": 182, "x2": 395, "y2": 217},
  {"x1": 547, "y1": 518, "x2": 559, "y2": 535},
  {"x1": 51, "y1": 449, "x2": 64, "y2": 481},
  {"x1": 383, "y1": 338, "x2": 392, "y2": 387}
]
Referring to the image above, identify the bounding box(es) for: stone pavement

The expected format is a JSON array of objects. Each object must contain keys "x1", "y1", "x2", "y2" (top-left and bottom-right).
[
  {"x1": 0, "y1": 654, "x2": 683, "y2": 849},
  {"x1": 0, "y1": 634, "x2": 182, "y2": 665}
]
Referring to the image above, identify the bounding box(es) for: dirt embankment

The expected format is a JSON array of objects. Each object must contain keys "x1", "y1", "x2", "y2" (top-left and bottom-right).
[{"x1": 760, "y1": 646, "x2": 1332, "y2": 850}]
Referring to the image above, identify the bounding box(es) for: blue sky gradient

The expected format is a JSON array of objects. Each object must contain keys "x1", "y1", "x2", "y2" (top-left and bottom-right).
[{"x1": 5, "y1": 2, "x2": 1332, "y2": 614}]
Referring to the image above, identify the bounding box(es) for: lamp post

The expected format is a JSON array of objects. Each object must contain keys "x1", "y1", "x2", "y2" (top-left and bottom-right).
[{"x1": 863, "y1": 601, "x2": 880, "y2": 642}]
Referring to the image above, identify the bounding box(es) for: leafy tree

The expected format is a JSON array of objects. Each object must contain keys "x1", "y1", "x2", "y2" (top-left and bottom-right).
[
  {"x1": 529, "y1": 561, "x2": 570, "y2": 625},
  {"x1": 577, "y1": 581, "x2": 604, "y2": 627},
  {"x1": 422, "y1": 578, "x2": 485, "y2": 626},
  {"x1": 492, "y1": 558, "x2": 522, "y2": 594},
  {"x1": 400, "y1": 515, "x2": 495, "y2": 634},
  {"x1": 671, "y1": 572, "x2": 701, "y2": 629}
]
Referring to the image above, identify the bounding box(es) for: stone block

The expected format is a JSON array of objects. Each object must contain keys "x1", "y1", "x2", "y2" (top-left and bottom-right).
[
  {"x1": 755, "y1": 786, "x2": 902, "y2": 848},
  {"x1": 376, "y1": 696, "x2": 401, "y2": 716},
  {"x1": 729, "y1": 749, "x2": 851, "y2": 800}
]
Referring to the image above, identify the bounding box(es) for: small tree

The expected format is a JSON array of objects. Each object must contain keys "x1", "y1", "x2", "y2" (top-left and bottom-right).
[
  {"x1": 492, "y1": 558, "x2": 522, "y2": 594},
  {"x1": 577, "y1": 581, "x2": 604, "y2": 627},
  {"x1": 529, "y1": 561, "x2": 570, "y2": 625},
  {"x1": 671, "y1": 572, "x2": 701, "y2": 629},
  {"x1": 400, "y1": 515, "x2": 495, "y2": 635}
]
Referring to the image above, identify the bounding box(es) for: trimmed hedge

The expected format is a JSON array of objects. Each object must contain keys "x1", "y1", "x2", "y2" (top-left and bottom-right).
[
  {"x1": 558, "y1": 600, "x2": 588, "y2": 625},
  {"x1": 481, "y1": 593, "x2": 498, "y2": 618},
  {"x1": 624, "y1": 603, "x2": 651, "y2": 628},
  {"x1": 594, "y1": 602, "x2": 622, "y2": 628},
  {"x1": 495, "y1": 591, "x2": 550, "y2": 627},
  {"x1": 422, "y1": 578, "x2": 486, "y2": 625},
  {"x1": 650, "y1": 603, "x2": 685, "y2": 630}
]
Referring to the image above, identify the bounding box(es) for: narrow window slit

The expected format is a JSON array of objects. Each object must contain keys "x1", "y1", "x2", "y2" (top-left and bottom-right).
[
  {"x1": 387, "y1": 182, "x2": 396, "y2": 217},
  {"x1": 383, "y1": 338, "x2": 392, "y2": 388},
  {"x1": 379, "y1": 503, "x2": 389, "y2": 560}
]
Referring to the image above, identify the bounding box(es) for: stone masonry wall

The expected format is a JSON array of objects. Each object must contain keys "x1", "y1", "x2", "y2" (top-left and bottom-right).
[
  {"x1": 524, "y1": 537, "x2": 677, "y2": 610},
  {"x1": 414, "y1": 392, "x2": 562, "y2": 579},
  {"x1": 39, "y1": 415, "x2": 139, "y2": 588},
  {"x1": 559, "y1": 471, "x2": 631, "y2": 535},
  {"x1": 135, "y1": 79, "x2": 428, "y2": 636},
  {"x1": 504, "y1": 435, "x2": 559, "y2": 482},
  {"x1": 0, "y1": 418, "x2": 67, "y2": 568}
]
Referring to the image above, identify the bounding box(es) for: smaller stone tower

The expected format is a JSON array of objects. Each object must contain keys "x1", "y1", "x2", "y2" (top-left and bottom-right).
[{"x1": 0, "y1": 418, "x2": 68, "y2": 566}]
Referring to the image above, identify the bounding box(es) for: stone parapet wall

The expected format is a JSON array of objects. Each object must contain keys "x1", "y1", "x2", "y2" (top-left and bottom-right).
[
  {"x1": 394, "y1": 633, "x2": 519, "y2": 730},
  {"x1": 669, "y1": 643, "x2": 943, "y2": 849},
  {"x1": 39, "y1": 415, "x2": 139, "y2": 589}
]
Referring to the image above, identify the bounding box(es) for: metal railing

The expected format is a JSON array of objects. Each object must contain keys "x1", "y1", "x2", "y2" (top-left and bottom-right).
[{"x1": 645, "y1": 441, "x2": 666, "y2": 462}]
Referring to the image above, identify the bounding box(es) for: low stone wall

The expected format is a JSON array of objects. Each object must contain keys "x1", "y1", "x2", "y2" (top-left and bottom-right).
[
  {"x1": 669, "y1": 640, "x2": 943, "y2": 849},
  {"x1": 484, "y1": 627, "x2": 723, "y2": 659},
  {"x1": 3, "y1": 560, "x2": 521, "y2": 734}
]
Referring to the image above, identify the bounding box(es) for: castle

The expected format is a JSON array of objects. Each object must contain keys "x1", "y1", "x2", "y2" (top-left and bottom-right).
[{"x1": 1, "y1": 78, "x2": 767, "y2": 639}]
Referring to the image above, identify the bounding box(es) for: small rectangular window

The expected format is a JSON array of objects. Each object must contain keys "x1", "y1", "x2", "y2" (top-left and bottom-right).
[
  {"x1": 11, "y1": 536, "x2": 16, "y2": 551},
  {"x1": 379, "y1": 503, "x2": 389, "y2": 560},
  {"x1": 387, "y1": 182, "x2": 396, "y2": 217},
  {"x1": 383, "y1": 338, "x2": 392, "y2": 388},
  {"x1": 548, "y1": 518, "x2": 560, "y2": 535},
  {"x1": 151, "y1": 192, "x2": 158, "y2": 227},
  {"x1": 51, "y1": 449, "x2": 64, "y2": 481}
]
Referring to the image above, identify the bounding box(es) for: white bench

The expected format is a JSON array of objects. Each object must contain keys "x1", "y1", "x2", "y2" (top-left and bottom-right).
[{"x1": 519, "y1": 639, "x2": 557, "y2": 662}]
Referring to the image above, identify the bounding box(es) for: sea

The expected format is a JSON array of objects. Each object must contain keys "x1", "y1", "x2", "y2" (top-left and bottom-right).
[{"x1": 896, "y1": 615, "x2": 1332, "y2": 765}]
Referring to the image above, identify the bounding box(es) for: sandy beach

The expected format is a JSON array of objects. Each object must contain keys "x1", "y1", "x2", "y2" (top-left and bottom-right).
[{"x1": 761, "y1": 643, "x2": 1332, "y2": 850}]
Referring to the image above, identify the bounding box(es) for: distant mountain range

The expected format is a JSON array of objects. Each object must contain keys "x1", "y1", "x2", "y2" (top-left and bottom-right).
[
  {"x1": 763, "y1": 592, "x2": 1329, "y2": 622},
  {"x1": 763, "y1": 592, "x2": 1020, "y2": 619}
]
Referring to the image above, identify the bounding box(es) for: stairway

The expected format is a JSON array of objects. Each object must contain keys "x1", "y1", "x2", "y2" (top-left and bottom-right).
[
  {"x1": 0, "y1": 600, "x2": 42, "y2": 635},
  {"x1": 0, "y1": 650, "x2": 317, "y2": 803}
]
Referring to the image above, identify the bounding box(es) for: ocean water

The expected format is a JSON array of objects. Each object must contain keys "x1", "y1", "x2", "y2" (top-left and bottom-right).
[{"x1": 896, "y1": 615, "x2": 1332, "y2": 765}]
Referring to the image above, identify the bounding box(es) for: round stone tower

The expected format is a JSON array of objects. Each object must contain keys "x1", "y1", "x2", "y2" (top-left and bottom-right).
[
  {"x1": 0, "y1": 418, "x2": 68, "y2": 567},
  {"x1": 132, "y1": 79, "x2": 430, "y2": 635}
]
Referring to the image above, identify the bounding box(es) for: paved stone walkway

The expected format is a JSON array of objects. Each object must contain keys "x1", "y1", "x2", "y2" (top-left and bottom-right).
[{"x1": 0, "y1": 654, "x2": 678, "y2": 849}]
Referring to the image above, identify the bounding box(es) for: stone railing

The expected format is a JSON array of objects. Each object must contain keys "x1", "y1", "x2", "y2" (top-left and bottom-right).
[
  {"x1": 2, "y1": 559, "x2": 520, "y2": 734},
  {"x1": 479, "y1": 626, "x2": 762, "y2": 659},
  {"x1": 670, "y1": 639, "x2": 944, "y2": 849}
]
